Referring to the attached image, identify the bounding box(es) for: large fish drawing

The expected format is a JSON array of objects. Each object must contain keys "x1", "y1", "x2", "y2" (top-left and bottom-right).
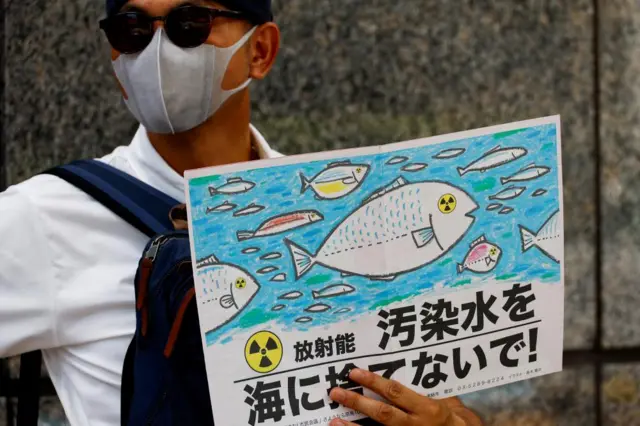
[
  {"x1": 300, "y1": 161, "x2": 370, "y2": 200},
  {"x1": 500, "y1": 164, "x2": 550, "y2": 185},
  {"x1": 519, "y1": 209, "x2": 563, "y2": 263},
  {"x1": 209, "y1": 177, "x2": 255, "y2": 195},
  {"x1": 195, "y1": 254, "x2": 260, "y2": 333},
  {"x1": 237, "y1": 210, "x2": 324, "y2": 241},
  {"x1": 285, "y1": 177, "x2": 478, "y2": 280},
  {"x1": 457, "y1": 145, "x2": 528, "y2": 176}
]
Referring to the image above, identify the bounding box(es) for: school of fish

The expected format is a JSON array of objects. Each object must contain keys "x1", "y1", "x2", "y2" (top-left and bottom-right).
[{"x1": 195, "y1": 134, "x2": 560, "y2": 333}]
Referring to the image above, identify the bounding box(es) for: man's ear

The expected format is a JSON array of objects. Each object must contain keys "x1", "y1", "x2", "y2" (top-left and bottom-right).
[{"x1": 248, "y1": 22, "x2": 280, "y2": 80}]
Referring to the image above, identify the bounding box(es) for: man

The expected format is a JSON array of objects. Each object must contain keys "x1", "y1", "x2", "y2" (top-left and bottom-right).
[{"x1": 0, "y1": 0, "x2": 482, "y2": 425}]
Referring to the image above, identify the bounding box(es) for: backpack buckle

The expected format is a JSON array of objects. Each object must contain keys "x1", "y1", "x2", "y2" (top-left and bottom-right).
[{"x1": 144, "y1": 236, "x2": 167, "y2": 262}]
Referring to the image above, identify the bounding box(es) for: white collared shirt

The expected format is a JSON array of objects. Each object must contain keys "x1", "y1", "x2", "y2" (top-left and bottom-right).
[{"x1": 0, "y1": 125, "x2": 281, "y2": 426}]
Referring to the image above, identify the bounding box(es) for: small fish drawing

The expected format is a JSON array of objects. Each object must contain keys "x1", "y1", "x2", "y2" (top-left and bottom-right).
[
  {"x1": 260, "y1": 252, "x2": 282, "y2": 261},
  {"x1": 519, "y1": 209, "x2": 562, "y2": 263},
  {"x1": 457, "y1": 145, "x2": 528, "y2": 176},
  {"x1": 300, "y1": 161, "x2": 370, "y2": 200},
  {"x1": 206, "y1": 201, "x2": 236, "y2": 214},
  {"x1": 285, "y1": 177, "x2": 478, "y2": 280},
  {"x1": 500, "y1": 164, "x2": 551, "y2": 185},
  {"x1": 270, "y1": 273, "x2": 286, "y2": 282},
  {"x1": 257, "y1": 266, "x2": 278, "y2": 274},
  {"x1": 401, "y1": 163, "x2": 428, "y2": 172},
  {"x1": 312, "y1": 284, "x2": 356, "y2": 299},
  {"x1": 433, "y1": 148, "x2": 466, "y2": 159},
  {"x1": 457, "y1": 235, "x2": 502, "y2": 274},
  {"x1": 386, "y1": 156, "x2": 409, "y2": 165},
  {"x1": 334, "y1": 307, "x2": 352, "y2": 314},
  {"x1": 233, "y1": 203, "x2": 265, "y2": 217},
  {"x1": 499, "y1": 207, "x2": 514, "y2": 215},
  {"x1": 296, "y1": 317, "x2": 313, "y2": 323},
  {"x1": 237, "y1": 210, "x2": 324, "y2": 241},
  {"x1": 272, "y1": 304, "x2": 285, "y2": 311},
  {"x1": 208, "y1": 177, "x2": 255, "y2": 195},
  {"x1": 195, "y1": 254, "x2": 260, "y2": 333},
  {"x1": 487, "y1": 203, "x2": 502, "y2": 211},
  {"x1": 241, "y1": 247, "x2": 260, "y2": 254},
  {"x1": 489, "y1": 185, "x2": 526, "y2": 201},
  {"x1": 279, "y1": 291, "x2": 303, "y2": 300},
  {"x1": 304, "y1": 303, "x2": 331, "y2": 313},
  {"x1": 532, "y1": 189, "x2": 548, "y2": 197}
]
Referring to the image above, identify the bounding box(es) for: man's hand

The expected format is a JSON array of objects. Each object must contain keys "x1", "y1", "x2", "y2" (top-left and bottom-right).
[{"x1": 328, "y1": 368, "x2": 483, "y2": 426}]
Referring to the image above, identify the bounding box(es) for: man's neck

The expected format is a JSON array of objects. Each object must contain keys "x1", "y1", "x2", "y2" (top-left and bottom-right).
[{"x1": 147, "y1": 91, "x2": 253, "y2": 176}]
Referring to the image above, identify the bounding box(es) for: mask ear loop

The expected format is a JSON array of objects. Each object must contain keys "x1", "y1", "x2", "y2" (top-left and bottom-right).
[{"x1": 219, "y1": 26, "x2": 259, "y2": 92}]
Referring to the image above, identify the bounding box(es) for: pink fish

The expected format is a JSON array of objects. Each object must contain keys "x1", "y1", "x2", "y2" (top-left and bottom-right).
[
  {"x1": 457, "y1": 235, "x2": 502, "y2": 274},
  {"x1": 237, "y1": 210, "x2": 324, "y2": 241}
]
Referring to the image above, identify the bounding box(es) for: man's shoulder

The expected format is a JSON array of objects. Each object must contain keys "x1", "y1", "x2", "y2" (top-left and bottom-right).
[{"x1": 4, "y1": 145, "x2": 134, "y2": 211}]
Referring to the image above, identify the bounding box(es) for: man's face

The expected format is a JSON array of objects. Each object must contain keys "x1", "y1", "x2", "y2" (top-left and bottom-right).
[{"x1": 113, "y1": 0, "x2": 255, "y2": 90}]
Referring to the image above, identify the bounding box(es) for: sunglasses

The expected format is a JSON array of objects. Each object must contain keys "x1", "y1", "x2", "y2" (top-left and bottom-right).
[{"x1": 99, "y1": 4, "x2": 252, "y2": 54}]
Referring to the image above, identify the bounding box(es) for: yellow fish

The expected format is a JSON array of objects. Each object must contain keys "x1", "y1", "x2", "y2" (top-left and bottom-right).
[{"x1": 300, "y1": 161, "x2": 370, "y2": 200}]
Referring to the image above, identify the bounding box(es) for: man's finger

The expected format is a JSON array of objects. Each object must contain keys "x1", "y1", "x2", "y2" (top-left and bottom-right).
[
  {"x1": 348, "y1": 368, "x2": 444, "y2": 418},
  {"x1": 329, "y1": 387, "x2": 411, "y2": 426}
]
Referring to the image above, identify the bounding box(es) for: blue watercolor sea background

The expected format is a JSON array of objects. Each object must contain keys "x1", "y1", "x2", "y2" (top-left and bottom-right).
[{"x1": 188, "y1": 124, "x2": 561, "y2": 346}]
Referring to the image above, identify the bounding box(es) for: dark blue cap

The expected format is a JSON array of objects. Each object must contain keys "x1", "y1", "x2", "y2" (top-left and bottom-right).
[{"x1": 105, "y1": 0, "x2": 273, "y2": 23}]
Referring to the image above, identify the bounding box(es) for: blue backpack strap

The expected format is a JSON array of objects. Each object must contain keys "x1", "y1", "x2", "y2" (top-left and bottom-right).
[{"x1": 43, "y1": 159, "x2": 180, "y2": 237}]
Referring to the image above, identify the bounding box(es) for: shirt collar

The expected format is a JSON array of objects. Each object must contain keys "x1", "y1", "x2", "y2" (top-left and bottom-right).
[{"x1": 125, "y1": 124, "x2": 281, "y2": 203}]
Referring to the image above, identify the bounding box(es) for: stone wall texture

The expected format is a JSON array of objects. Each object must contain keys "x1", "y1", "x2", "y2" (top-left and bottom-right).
[{"x1": 1, "y1": 0, "x2": 639, "y2": 425}]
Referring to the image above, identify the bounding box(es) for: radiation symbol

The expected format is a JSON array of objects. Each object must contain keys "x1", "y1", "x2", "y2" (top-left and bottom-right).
[
  {"x1": 438, "y1": 194, "x2": 457, "y2": 214},
  {"x1": 245, "y1": 331, "x2": 283, "y2": 374},
  {"x1": 490, "y1": 248, "x2": 498, "y2": 256}
]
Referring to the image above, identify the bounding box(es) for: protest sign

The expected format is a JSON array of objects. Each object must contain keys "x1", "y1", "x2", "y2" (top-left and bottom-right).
[{"x1": 184, "y1": 115, "x2": 564, "y2": 425}]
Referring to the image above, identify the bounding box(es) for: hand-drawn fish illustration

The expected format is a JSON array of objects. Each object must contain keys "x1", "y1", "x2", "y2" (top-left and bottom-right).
[
  {"x1": 312, "y1": 284, "x2": 356, "y2": 299},
  {"x1": 457, "y1": 145, "x2": 528, "y2": 176},
  {"x1": 195, "y1": 254, "x2": 260, "y2": 333},
  {"x1": 279, "y1": 291, "x2": 303, "y2": 300},
  {"x1": 206, "y1": 201, "x2": 237, "y2": 214},
  {"x1": 457, "y1": 235, "x2": 502, "y2": 274},
  {"x1": 272, "y1": 304, "x2": 285, "y2": 311},
  {"x1": 519, "y1": 209, "x2": 562, "y2": 263},
  {"x1": 241, "y1": 247, "x2": 260, "y2": 254},
  {"x1": 257, "y1": 266, "x2": 278, "y2": 274},
  {"x1": 300, "y1": 161, "x2": 370, "y2": 200},
  {"x1": 499, "y1": 207, "x2": 514, "y2": 215},
  {"x1": 208, "y1": 177, "x2": 255, "y2": 195},
  {"x1": 270, "y1": 273, "x2": 286, "y2": 282},
  {"x1": 500, "y1": 164, "x2": 550, "y2": 185},
  {"x1": 386, "y1": 156, "x2": 409, "y2": 165},
  {"x1": 532, "y1": 189, "x2": 548, "y2": 197},
  {"x1": 334, "y1": 308, "x2": 352, "y2": 314},
  {"x1": 285, "y1": 177, "x2": 478, "y2": 281},
  {"x1": 489, "y1": 185, "x2": 526, "y2": 201},
  {"x1": 233, "y1": 203, "x2": 265, "y2": 217},
  {"x1": 401, "y1": 163, "x2": 428, "y2": 172},
  {"x1": 261, "y1": 252, "x2": 282, "y2": 261},
  {"x1": 487, "y1": 203, "x2": 502, "y2": 211},
  {"x1": 304, "y1": 303, "x2": 331, "y2": 313},
  {"x1": 296, "y1": 317, "x2": 312, "y2": 323},
  {"x1": 237, "y1": 210, "x2": 324, "y2": 241},
  {"x1": 433, "y1": 148, "x2": 466, "y2": 159}
]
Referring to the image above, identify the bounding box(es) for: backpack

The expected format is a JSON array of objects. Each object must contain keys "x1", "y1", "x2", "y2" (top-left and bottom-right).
[{"x1": 36, "y1": 159, "x2": 215, "y2": 425}]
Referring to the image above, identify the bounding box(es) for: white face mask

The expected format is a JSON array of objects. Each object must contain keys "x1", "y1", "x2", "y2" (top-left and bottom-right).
[{"x1": 112, "y1": 26, "x2": 257, "y2": 134}]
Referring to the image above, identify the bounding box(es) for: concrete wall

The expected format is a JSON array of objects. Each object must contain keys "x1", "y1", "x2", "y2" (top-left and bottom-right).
[{"x1": 1, "y1": 0, "x2": 639, "y2": 424}]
